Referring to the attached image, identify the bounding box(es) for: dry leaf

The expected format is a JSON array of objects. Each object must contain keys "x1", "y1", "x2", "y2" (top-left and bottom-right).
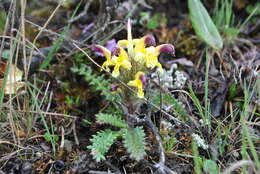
[
  {"x1": 0, "y1": 63, "x2": 25, "y2": 94},
  {"x1": 16, "y1": 129, "x2": 26, "y2": 137}
]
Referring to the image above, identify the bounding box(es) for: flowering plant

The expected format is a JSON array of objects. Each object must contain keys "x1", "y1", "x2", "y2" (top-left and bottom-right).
[
  {"x1": 93, "y1": 19, "x2": 175, "y2": 101},
  {"x1": 89, "y1": 19, "x2": 175, "y2": 162}
]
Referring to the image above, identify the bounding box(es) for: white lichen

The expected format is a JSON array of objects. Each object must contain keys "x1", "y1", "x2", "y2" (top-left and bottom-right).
[
  {"x1": 173, "y1": 70, "x2": 187, "y2": 89},
  {"x1": 151, "y1": 63, "x2": 177, "y2": 89},
  {"x1": 192, "y1": 133, "x2": 208, "y2": 150},
  {"x1": 151, "y1": 63, "x2": 187, "y2": 90},
  {"x1": 161, "y1": 120, "x2": 174, "y2": 130}
]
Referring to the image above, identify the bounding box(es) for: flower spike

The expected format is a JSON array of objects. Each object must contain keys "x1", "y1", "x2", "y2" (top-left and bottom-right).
[{"x1": 93, "y1": 19, "x2": 175, "y2": 100}]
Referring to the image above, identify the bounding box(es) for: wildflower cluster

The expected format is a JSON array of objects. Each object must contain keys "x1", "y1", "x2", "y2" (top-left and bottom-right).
[{"x1": 93, "y1": 19, "x2": 175, "y2": 99}]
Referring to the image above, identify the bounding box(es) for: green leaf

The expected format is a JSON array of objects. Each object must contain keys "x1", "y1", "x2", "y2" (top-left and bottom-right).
[
  {"x1": 147, "y1": 20, "x2": 158, "y2": 29},
  {"x1": 82, "y1": 119, "x2": 92, "y2": 125},
  {"x1": 87, "y1": 130, "x2": 119, "y2": 162},
  {"x1": 246, "y1": 3, "x2": 260, "y2": 15},
  {"x1": 1, "y1": 50, "x2": 10, "y2": 59},
  {"x1": 43, "y1": 132, "x2": 59, "y2": 143},
  {"x1": 71, "y1": 65, "x2": 117, "y2": 102},
  {"x1": 192, "y1": 140, "x2": 203, "y2": 174},
  {"x1": 152, "y1": 92, "x2": 189, "y2": 122},
  {"x1": 96, "y1": 113, "x2": 128, "y2": 128},
  {"x1": 228, "y1": 83, "x2": 238, "y2": 100},
  {"x1": 123, "y1": 127, "x2": 146, "y2": 161},
  {"x1": 203, "y1": 159, "x2": 218, "y2": 174},
  {"x1": 188, "y1": 0, "x2": 223, "y2": 49}
]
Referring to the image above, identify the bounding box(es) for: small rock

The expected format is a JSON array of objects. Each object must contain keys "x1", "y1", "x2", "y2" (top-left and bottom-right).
[
  {"x1": 20, "y1": 162, "x2": 32, "y2": 174},
  {"x1": 54, "y1": 160, "x2": 65, "y2": 172}
]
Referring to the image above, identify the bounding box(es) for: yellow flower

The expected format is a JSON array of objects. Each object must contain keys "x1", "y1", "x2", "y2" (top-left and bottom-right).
[
  {"x1": 92, "y1": 45, "x2": 113, "y2": 71},
  {"x1": 117, "y1": 31, "x2": 175, "y2": 73},
  {"x1": 117, "y1": 40, "x2": 128, "y2": 48},
  {"x1": 134, "y1": 34, "x2": 156, "y2": 53},
  {"x1": 144, "y1": 44, "x2": 175, "y2": 72},
  {"x1": 144, "y1": 46, "x2": 162, "y2": 71},
  {"x1": 111, "y1": 47, "x2": 132, "y2": 77},
  {"x1": 127, "y1": 72, "x2": 146, "y2": 98},
  {"x1": 118, "y1": 36, "x2": 175, "y2": 72},
  {"x1": 93, "y1": 19, "x2": 175, "y2": 80},
  {"x1": 118, "y1": 34, "x2": 156, "y2": 62}
]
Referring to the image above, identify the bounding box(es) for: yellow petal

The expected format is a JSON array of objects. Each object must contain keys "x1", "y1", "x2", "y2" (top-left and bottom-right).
[
  {"x1": 121, "y1": 60, "x2": 132, "y2": 70},
  {"x1": 101, "y1": 61, "x2": 111, "y2": 71},
  {"x1": 127, "y1": 79, "x2": 138, "y2": 87},
  {"x1": 112, "y1": 64, "x2": 120, "y2": 77},
  {"x1": 137, "y1": 86, "x2": 144, "y2": 98},
  {"x1": 93, "y1": 45, "x2": 113, "y2": 71},
  {"x1": 145, "y1": 46, "x2": 160, "y2": 69},
  {"x1": 111, "y1": 47, "x2": 132, "y2": 76},
  {"x1": 117, "y1": 40, "x2": 128, "y2": 47},
  {"x1": 119, "y1": 47, "x2": 129, "y2": 60},
  {"x1": 133, "y1": 39, "x2": 145, "y2": 52},
  {"x1": 135, "y1": 52, "x2": 145, "y2": 63},
  {"x1": 127, "y1": 19, "x2": 134, "y2": 58},
  {"x1": 93, "y1": 45, "x2": 111, "y2": 61},
  {"x1": 128, "y1": 72, "x2": 145, "y2": 98}
]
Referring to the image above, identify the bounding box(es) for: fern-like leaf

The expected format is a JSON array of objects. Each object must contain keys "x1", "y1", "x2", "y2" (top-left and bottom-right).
[
  {"x1": 96, "y1": 113, "x2": 128, "y2": 128},
  {"x1": 87, "y1": 130, "x2": 119, "y2": 162},
  {"x1": 123, "y1": 127, "x2": 146, "y2": 161},
  {"x1": 71, "y1": 65, "x2": 117, "y2": 101}
]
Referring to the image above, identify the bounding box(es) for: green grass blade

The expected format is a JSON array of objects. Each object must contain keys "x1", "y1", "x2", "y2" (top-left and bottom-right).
[
  {"x1": 192, "y1": 140, "x2": 203, "y2": 174},
  {"x1": 27, "y1": 83, "x2": 56, "y2": 152},
  {"x1": 40, "y1": 1, "x2": 82, "y2": 69},
  {"x1": 189, "y1": 85, "x2": 205, "y2": 121}
]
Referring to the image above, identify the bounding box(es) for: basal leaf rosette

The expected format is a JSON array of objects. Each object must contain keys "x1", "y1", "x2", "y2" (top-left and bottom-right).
[{"x1": 92, "y1": 19, "x2": 175, "y2": 100}]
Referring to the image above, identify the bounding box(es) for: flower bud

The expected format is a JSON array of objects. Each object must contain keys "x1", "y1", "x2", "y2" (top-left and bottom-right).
[
  {"x1": 144, "y1": 34, "x2": 156, "y2": 47},
  {"x1": 110, "y1": 84, "x2": 120, "y2": 92},
  {"x1": 92, "y1": 45, "x2": 104, "y2": 54},
  {"x1": 111, "y1": 47, "x2": 121, "y2": 56},
  {"x1": 157, "y1": 44, "x2": 175, "y2": 55},
  {"x1": 139, "y1": 73, "x2": 146, "y2": 86}
]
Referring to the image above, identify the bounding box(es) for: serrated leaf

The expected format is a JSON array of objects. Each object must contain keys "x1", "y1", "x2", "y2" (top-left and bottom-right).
[
  {"x1": 87, "y1": 130, "x2": 119, "y2": 162},
  {"x1": 96, "y1": 113, "x2": 128, "y2": 128},
  {"x1": 188, "y1": 0, "x2": 223, "y2": 49},
  {"x1": 123, "y1": 127, "x2": 146, "y2": 161},
  {"x1": 70, "y1": 65, "x2": 117, "y2": 102}
]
